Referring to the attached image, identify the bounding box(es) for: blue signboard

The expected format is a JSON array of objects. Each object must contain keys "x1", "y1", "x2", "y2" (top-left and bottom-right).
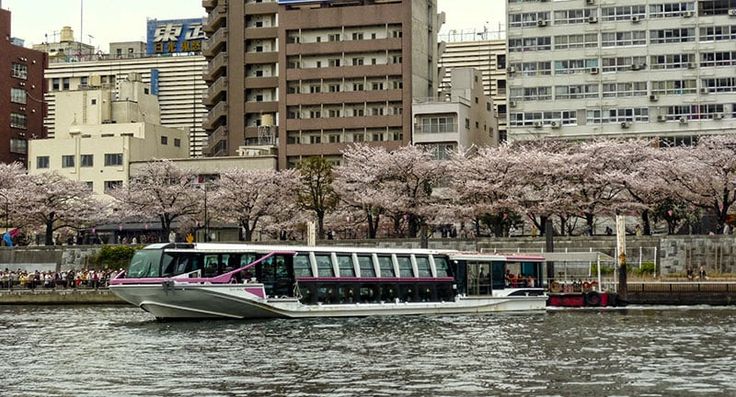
[
  {"x1": 146, "y1": 18, "x2": 206, "y2": 55},
  {"x1": 150, "y1": 69, "x2": 160, "y2": 96}
]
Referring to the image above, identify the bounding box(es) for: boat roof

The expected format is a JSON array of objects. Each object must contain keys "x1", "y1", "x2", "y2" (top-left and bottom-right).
[
  {"x1": 449, "y1": 252, "x2": 546, "y2": 262},
  {"x1": 148, "y1": 243, "x2": 458, "y2": 256}
]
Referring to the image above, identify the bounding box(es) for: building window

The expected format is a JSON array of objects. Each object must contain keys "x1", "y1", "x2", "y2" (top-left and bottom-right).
[
  {"x1": 465, "y1": 118, "x2": 470, "y2": 129},
  {"x1": 10, "y1": 88, "x2": 26, "y2": 104},
  {"x1": 9, "y1": 138, "x2": 27, "y2": 154},
  {"x1": 174, "y1": 138, "x2": 181, "y2": 147},
  {"x1": 104, "y1": 181, "x2": 123, "y2": 193},
  {"x1": 36, "y1": 156, "x2": 49, "y2": 169},
  {"x1": 10, "y1": 113, "x2": 27, "y2": 129},
  {"x1": 497, "y1": 54, "x2": 506, "y2": 69},
  {"x1": 104, "y1": 153, "x2": 123, "y2": 166},
  {"x1": 352, "y1": 32, "x2": 364, "y2": 40},
  {"x1": 84, "y1": 182, "x2": 93, "y2": 190},
  {"x1": 161, "y1": 136, "x2": 168, "y2": 145},
  {"x1": 81, "y1": 154, "x2": 94, "y2": 167},
  {"x1": 62, "y1": 77, "x2": 70, "y2": 90},
  {"x1": 52, "y1": 78, "x2": 60, "y2": 91},
  {"x1": 62, "y1": 155, "x2": 75, "y2": 168},
  {"x1": 11, "y1": 63, "x2": 28, "y2": 79}
]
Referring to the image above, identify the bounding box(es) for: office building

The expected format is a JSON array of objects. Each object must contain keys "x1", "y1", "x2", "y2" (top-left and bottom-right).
[
  {"x1": 203, "y1": 0, "x2": 443, "y2": 168},
  {"x1": 506, "y1": 0, "x2": 736, "y2": 144},
  {"x1": 32, "y1": 26, "x2": 96, "y2": 63},
  {"x1": 0, "y1": 8, "x2": 48, "y2": 164},
  {"x1": 28, "y1": 74, "x2": 189, "y2": 195},
  {"x1": 413, "y1": 68, "x2": 498, "y2": 158},
  {"x1": 438, "y1": 31, "x2": 508, "y2": 141}
]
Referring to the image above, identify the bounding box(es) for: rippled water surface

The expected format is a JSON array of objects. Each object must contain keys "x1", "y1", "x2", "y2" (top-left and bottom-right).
[{"x1": 1, "y1": 305, "x2": 735, "y2": 396}]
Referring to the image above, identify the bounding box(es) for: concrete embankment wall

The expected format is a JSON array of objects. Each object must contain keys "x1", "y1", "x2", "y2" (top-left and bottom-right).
[
  {"x1": 0, "y1": 289, "x2": 126, "y2": 305},
  {"x1": 2, "y1": 235, "x2": 736, "y2": 275}
]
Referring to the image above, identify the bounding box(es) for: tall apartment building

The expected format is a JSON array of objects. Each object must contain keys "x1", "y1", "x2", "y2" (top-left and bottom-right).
[
  {"x1": 438, "y1": 35, "x2": 508, "y2": 141},
  {"x1": 506, "y1": 0, "x2": 736, "y2": 144},
  {"x1": 203, "y1": 0, "x2": 442, "y2": 168},
  {"x1": 43, "y1": 54, "x2": 208, "y2": 157},
  {"x1": 0, "y1": 8, "x2": 48, "y2": 164}
]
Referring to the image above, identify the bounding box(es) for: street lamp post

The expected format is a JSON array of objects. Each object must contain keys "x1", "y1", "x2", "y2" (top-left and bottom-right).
[{"x1": 203, "y1": 182, "x2": 209, "y2": 242}]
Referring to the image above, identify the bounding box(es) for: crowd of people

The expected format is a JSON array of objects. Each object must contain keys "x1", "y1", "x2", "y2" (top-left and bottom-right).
[{"x1": 0, "y1": 268, "x2": 123, "y2": 290}]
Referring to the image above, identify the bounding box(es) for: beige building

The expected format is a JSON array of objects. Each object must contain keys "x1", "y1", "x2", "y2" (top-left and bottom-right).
[
  {"x1": 413, "y1": 68, "x2": 497, "y2": 158},
  {"x1": 42, "y1": 52, "x2": 207, "y2": 157},
  {"x1": 28, "y1": 74, "x2": 189, "y2": 195},
  {"x1": 438, "y1": 34, "x2": 508, "y2": 141},
  {"x1": 32, "y1": 26, "x2": 96, "y2": 63},
  {"x1": 507, "y1": 0, "x2": 736, "y2": 144},
  {"x1": 203, "y1": 0, "x2": 444, "y2": 168}
]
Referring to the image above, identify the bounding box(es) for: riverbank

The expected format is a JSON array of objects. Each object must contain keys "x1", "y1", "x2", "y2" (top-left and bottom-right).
[{"x1": 0, "y1": 288, "x2": 126, "y2": 305}]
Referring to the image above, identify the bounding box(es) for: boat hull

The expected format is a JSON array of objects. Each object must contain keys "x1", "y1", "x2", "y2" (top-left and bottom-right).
[{"x1": 110, "y1": 284, "x2": 548, "y2": 320}]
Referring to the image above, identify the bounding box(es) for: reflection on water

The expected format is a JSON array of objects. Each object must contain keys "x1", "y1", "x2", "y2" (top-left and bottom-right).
[{"x1": 1, "y1": 306, "x2": 735, "y2": 396}]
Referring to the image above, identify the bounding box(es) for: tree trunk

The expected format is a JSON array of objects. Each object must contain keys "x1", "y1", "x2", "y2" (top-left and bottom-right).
[
  {"x1": 242, "y1": 222, "x2": 254, "y2": 242},
  {"x1": 160, "y1": 214, "x2": 172, "y2": 243},
  {"x1": 316, "y1": 210, "x2": 325, "y2": 239},
  {"x1": 585, "y1": 213, "x2": 595, "y2": 235},
  {"x1": 366, "y1": 210, "x2": 380, "y2": 239},
  {"x1": 408, "y1": 215, "x2": 420, "y2": 238},
  {"x1": 538, "y1": 215, "x2": 548, "y2": 235},
  {"x1": 641, "y1": 209, "x2": 652, "y2": 236},
  {"x1": 558, "y1": 215, "x2": 567, "y2": 237},
  {"x1": 44, "y1": 214, "x2": 55, "y2": 246}
]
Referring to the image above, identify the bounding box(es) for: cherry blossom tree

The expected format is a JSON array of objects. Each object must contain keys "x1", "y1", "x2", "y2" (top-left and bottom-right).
[
  {"x1": 210, "y1": 169, "x2": 300, "y2": 241},
  {"x1": 334, "y1": 145, "x2": 389, "y2": 239},
  {"x1": 0, "y1": 163, "x2": 25, "y2": 229},
  {"x1": 652, "y1": 135, "x2": 736, "y2": 234},
  {"x1": 297, "y1": 157, "x2": 339, "y2": 239},
  {"x1": 111, "y1": 160, "x2": 202, "y2": 241},
  {"x1": 13, "y1": 172, "x2": 104, "y2": 245}
]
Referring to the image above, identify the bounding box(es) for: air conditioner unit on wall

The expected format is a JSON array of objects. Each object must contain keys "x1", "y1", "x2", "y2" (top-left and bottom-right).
[
  {"x1": 632, "y1": 15, "x2": 642, "y2": 23},
  {"x1": 551, "y1": 121, "x2": 561, "y2": 129},
  {"x1": 657, "y1": 115, "x2": 667, "y2": 122},
  {"x1": 621, "y1": 121, "x2": 631, "y2": 129},
  {"x1": 537, "y1": 20, "x2": 548, "y2": 27},
  {"x1": 649, "y1": 94, "x2": 659, "y2": 102},
  {"x1": 589, "y1": 67, "x2": 599, "y2": 74},
  {"x1": 679, "y1": 117, "x2": 688, "y2": 124},
  {"x1": 585, "y1": 0, "x2": 595, "y2": 5},
  {"x1": 533, "y1": 121, "x2": 543, "y2": 128},
  {"x1": 728, "y1": 9, "x2": 736, "y2": 16}
]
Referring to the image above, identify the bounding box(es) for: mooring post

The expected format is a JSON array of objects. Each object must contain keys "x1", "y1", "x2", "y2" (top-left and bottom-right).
[{"x1": 545, "y1": 218, "x2": 554, "y2": 285}]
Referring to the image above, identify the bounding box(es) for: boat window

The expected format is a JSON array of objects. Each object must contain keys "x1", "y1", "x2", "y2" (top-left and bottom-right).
[
  {"x1": 240, "y1": 253, "x2": 258, "y2": 266},
  {"x1": 415, "y1": 256, "x2": 432, "y2": 277},
  {"x1": 434, "y1": 256, "x2": 451, "y2": 277},
  {"x1": 203, "y1": 254, "x2": 219, "y2": 277},
  {"x1": 293, "y1": 254, "x2": 312, "y2": 277},
  {"x1": 357, "y1": 255, "x2": 375, "y2": 277},
  {"x1": 315, "y1": 254, "x2": 334, "y2": 277},
  {"x1": 377, "y1": 256, "x2": 395, "y2": 277},
  {"x1": 161, "y1": 253, "x2": 177, "y2": 277},
  {"x1": 396, "y1": 256, "x2": 413, "y2": 277},
  {"x1": 336, "y1": 255, "x2": 355, "y2": 277},
  {"x1": 127, "y1": 249, "x2": 162, "y2": 278}
]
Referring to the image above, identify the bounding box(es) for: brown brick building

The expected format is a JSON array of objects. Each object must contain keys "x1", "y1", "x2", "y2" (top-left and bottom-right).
[
  {"x1": 203, "y1": 0, "x2": 441, "y2": 168},
  {"x1": 0, "y1": 8, "x2": 47, "y2": 165}
]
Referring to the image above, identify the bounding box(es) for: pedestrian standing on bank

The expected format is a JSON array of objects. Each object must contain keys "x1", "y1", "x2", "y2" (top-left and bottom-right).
[{"x1": 699, "y1": 265, "x2": 707, "y2": 281}]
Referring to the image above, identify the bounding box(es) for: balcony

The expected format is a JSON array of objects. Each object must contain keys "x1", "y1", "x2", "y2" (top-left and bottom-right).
[
  {"x1": 209, "y1": 124, "x2": 228, "y2": 144},
  {"x1": 202, "y1": 0, "x2": 217, "y2": 9},
  {"x1": 204, "y1": 75, "x2": 227, "y2": 105},
  {"x1": 244, "y1": 76, "x2": 278, "y2": 89},
  {"x1": 286, "y1": 38, "x2": 402, "y2": 56},
  {"x1": 203, "y1": 51, "x2": 228, "y2": 81},
  {"x1": 203, "y1": 27, "x2": 228, "y2": 57},
  {"x1": 244, "y1": 2, "x2": 277, "y2": 14},
  {"x1": 245, "y1": 101, "x2": 278, "y2": 114},
  {"x1": 287, "y1": 89, "x2": 402, "y2": 106},
  {"x1": 286, "y1": 64, "x2": 402, "y2": 81},
  {"x1": 244, "y1": 51, "x2": 278, "y2": 64},
  {"x1": 244, "y1": 26, "x2": 278, "y2": 40},
  {"x1": 204, "y1": 0, "x2": 227, "y2": 33},
  {"x1": 286, "y1": 115, "x2": 402, "y2": 131},
  {"x1": 203, "y1": 101, "x2": 228, "y2": 130}
]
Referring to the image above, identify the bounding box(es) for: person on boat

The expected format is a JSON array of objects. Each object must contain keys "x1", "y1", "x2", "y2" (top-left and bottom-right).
[{"x1": 504, "y1": 269, "x2": 513, "y2": 287}]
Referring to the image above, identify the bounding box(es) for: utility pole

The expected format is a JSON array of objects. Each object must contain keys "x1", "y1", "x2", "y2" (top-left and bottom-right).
[{"x1": 616, "y1": 215, "x2": 628, "y2": 303}]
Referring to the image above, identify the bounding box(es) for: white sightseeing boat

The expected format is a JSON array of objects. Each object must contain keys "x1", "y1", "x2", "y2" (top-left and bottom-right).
[{"x1": 109, "y1": 243, "x2": 547, "y2": 320}]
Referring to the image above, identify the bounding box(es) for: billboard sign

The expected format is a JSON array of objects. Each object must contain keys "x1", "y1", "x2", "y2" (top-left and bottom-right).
[{"x1": 146, "y1": 18, "x2": 206, "y2": 55}]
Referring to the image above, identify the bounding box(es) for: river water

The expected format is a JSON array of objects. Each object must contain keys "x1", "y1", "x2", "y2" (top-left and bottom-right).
[{"x1": 1, "y1": 305, "x2": 735, "y2": 397}]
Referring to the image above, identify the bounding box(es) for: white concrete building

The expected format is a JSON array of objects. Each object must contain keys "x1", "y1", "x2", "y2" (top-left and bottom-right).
[
  {"x1": 28, "y1": 74, "x2": 189, "y2": 196},
  {"x1": 43, "y1": 52, "x2": 207, "y2": 156},
  {"x1": 413, "y1": 68, "x2": 497, "y2": 158},
  {"x1": 438, "y1": 33, "x2": 508, "y2": 141},
  {"x1": 506, "y1": 0, "x2": 736, "y2": 144}
]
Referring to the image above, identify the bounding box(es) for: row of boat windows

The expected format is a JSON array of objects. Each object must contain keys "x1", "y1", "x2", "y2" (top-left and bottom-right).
[
  {"x1": 296, "y1": 282, "x2": 455, "y2": 304},
  {"x1": 129, "y1": 250, "x2": 451, "y2": 279},
  {"x1": 293, "y1": 253, "x2": 452, "y2": 279}
]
